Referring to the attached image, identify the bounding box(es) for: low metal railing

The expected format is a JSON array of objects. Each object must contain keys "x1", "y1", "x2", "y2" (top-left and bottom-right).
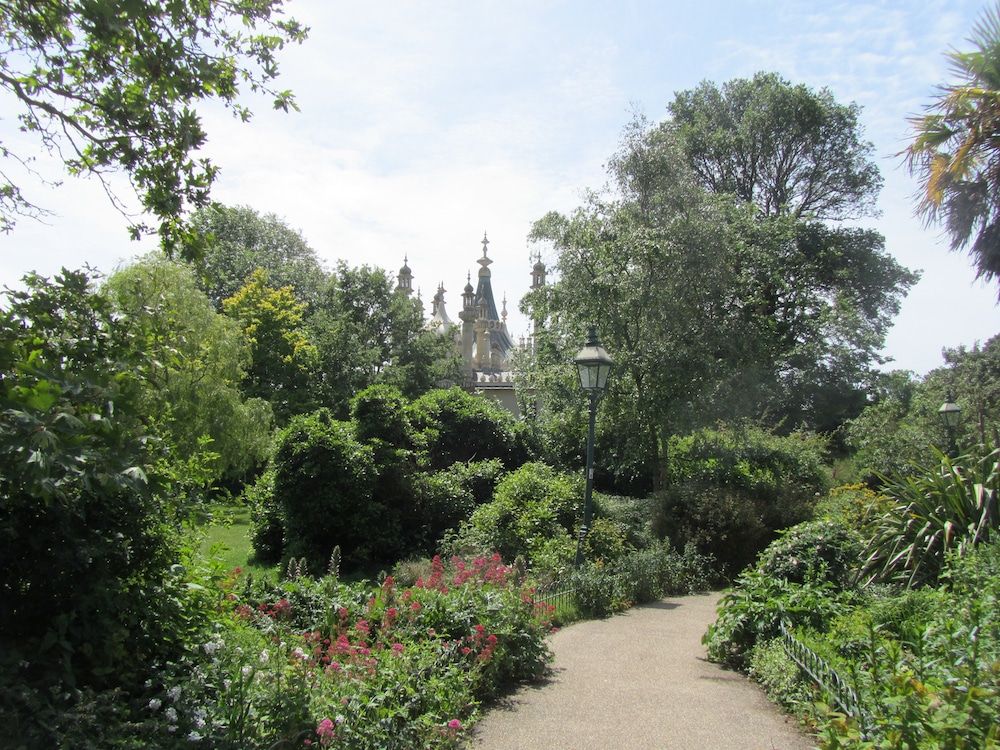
[{"x1": 779, "y1": 620, "x2": 871, "y2": 737}]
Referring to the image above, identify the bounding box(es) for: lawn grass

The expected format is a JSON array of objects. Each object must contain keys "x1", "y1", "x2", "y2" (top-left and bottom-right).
[{"x1": 197, "y1": 503, "x2": 279, "y2": 579}]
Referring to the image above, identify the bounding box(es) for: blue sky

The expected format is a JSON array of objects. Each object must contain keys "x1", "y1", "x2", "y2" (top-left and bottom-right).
[{"x1": 1, "y1": 0, "x2": 997, "y2": 375}]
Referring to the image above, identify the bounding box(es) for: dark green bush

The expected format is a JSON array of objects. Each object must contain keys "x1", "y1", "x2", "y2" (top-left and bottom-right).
[
  {"x1": 409, "y1": 387, "x2": 532, "y2": 470},
  {"x1": 0, "y1": 270, "x2": 191, "y2": 691},
  {"x1": 703, "y1": 569, "x2": 855, "y2": 670},
  {"x1": 272, "y1": 410, "x2": 382, "y2": 570},
  {"x1": 443, "y1": 458, "x2": 505, "y2": 506},
  {"x1": 246, "y1": 468, "x2": 283, "y2": 563},
  {"x1": 756, "y1": 519, "x2": 862, "y2": 586},
  {"x1": 351, "y1": 384, "x2": 413, "y2": 447},
  {"x1": 655, "y1": 424, "x2": 828, "y2": 575}
]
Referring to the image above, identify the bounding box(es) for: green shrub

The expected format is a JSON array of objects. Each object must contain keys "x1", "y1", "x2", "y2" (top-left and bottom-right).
[
  {"x1": 0, "y1": 270, "x2": 193, "y2": 691},
  {"x1": 747, "y1": 638, "x2": 814, "y2": 710},
  {"x1": 272, "y1": 410, "x2": 382, "y2": 571},
  {"x1": 351, "y1": 384, "x2": 413, "y2": 447},
  {"x1": 409, "y1": 387, "x2": 532, "y2": 470},
  {"x1": 446, "y1": 462, "x2": 580, "y2": 574},
  {"x1": 443, "y1": 458, "x2": 505, "y2": 506},
  {"x1": 246, "y1": 468, "x2": 283, "y2": 563},
  {"x1": 813, "y1": 482, "x2": 893, "y2": 536},
  {"x1": 860, "y1": 444, "x2": 999, "y2": 587},
  {"x1": 655, "y1": 424, "x2": 828, "y2": 575},
  {"x1": 593, "y1": 493, "x2": 656, "y2": 549},
  {"x1": 756, "y1": 519, "x2": 862, "y2": 586},
  {"x1": 703, "y1": 569, "x2": 854, "y2": 670}
]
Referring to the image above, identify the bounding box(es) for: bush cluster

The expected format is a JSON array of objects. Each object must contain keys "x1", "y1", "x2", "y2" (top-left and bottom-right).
[
  {"x1": 247, "y1": 386, "x2": 532, "y2": 572},
  {"x1": 655, "y1": 425, "x2": 828, "y2": 575}
]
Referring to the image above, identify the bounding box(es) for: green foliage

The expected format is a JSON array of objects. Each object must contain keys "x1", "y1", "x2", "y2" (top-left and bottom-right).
[
  {"x1": 747, "y1": 638, "x2": 814, "y2": 710},
  {"x1": 0, "y1": 1, "x2": 306, "y2": 251},
  {"x1": 409, "y1": 387, "x2": 531, "y2": 471},
  {"x1": 524, "y1": 86, "x2": 915, "y2": 491},
  {"x1": 246, "y1": 468, "x2": 283, "y2": 564},
  {"x1": 655, "y1": 424, "x2": 828, "y2": 575},
  {"x1": 448, "y1": 462, "x2": 581, "y2": 574},
  {"x1": 565, "y1": 543, "x2": 714, "y2": 618},
  {"x1": 860, "y1": 444, "x2": 1000, "y2": 587},
  {"x1": 271, "y1": 410, "x2": 381, "y2": 571},
  {"x1": 190, "y1": 204, "x2": 327, "y2": 308},
  {"x1": 813, "y1": 483, "x2": 894, "y2": 537},
  {"x1": 0, "y1": 269, "x2": 191, "y2": 690},
  {"x1": 223, "y1": 268, "x2": 319, "y2": 422},
  {"x1": 2, "y1": 555, "x2": 556, "y2": 749},
  {"x1": 756, "y1": 519, "x2": 862, "y2": 587},
  {"x1": 106, "y1": 256, "x2": 273, "y2": 484},
  {"x1": 703, "y1": 569, "x2": 854, "y2": 671},
  {"x1": 847, "y1": 338, "x2": 1000, "y2": 479},
  {"x1": 351, "y1": 384, "x2": 413, "y2": 447},
  {"x1": 669, "y1": 72, "x2": 882, "y2": 220}
]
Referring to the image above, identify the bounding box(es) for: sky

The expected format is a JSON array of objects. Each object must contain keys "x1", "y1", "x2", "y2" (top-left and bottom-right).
[{"x1": 1, "y1": 0, "x2": 998, "y2": 376}]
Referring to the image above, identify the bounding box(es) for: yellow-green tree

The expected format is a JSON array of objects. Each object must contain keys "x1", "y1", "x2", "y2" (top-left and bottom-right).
[{"x1": 223, "y1": 268, "x2": 319, "y2": 422}]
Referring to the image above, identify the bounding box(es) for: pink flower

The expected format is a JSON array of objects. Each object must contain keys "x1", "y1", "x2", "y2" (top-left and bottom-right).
[
  {"x1": 448, "y1": 719, "x2": 462, "y2": 730},
  {"x1": 391, "y1": 642, "x2": 404, "y2": 654},
  {"x1": 316, "y1": 718, "x2": 335, "y2": 742}
]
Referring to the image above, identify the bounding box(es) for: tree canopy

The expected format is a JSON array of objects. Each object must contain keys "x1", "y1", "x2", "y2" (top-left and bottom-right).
[
  {"x1": 668, "y1": 72, "x2": 882, "y2": 220},
  {"x1": 0, "y1": 0, "x2": 306, "y2": 254},
  {"x1": 524, "y1": 85, "x2": 915, "y2": 492}
]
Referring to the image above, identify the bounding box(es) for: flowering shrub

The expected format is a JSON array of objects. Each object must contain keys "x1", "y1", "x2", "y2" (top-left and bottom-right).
[{"x1": 139, "y1": 553, "x2": 554, "y2": 749}]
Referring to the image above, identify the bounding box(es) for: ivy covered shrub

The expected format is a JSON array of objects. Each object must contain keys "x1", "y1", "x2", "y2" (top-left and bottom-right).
[
  {"x1": 272, "y1": 409, "x2": 382, "y2": 570},
  {"x1": 655, "y1": 424, "x2": 828, "y2": 575},
  {"x1": 409, "y1": 387, "x2": 533, "y2": 470}
]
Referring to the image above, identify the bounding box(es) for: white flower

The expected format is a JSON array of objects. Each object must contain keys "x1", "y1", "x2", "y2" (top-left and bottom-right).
[
  {"x1": 292, "y1": 647, "x2": 306, "y2": 660},
  {"x1": 187, "y1": 731, "x2": 203, "y2": 742},
  {"x1": 202, "y1": 638, "x2": 224, "y2": 656},
  {"x1": 192, "y1": 708, "x2": 206, "y2": 729},
  {"x1": 241, "y1": 665, "x2": 253, "y2": 678},
  {"x1": 259, "y1": 650, "x2": 270, "y2": 665},
  {"x1": 167, "y1": 685, "x2": 182, "y2": 701},
  {"x1": 147, "y1": 698, "x2": 162, "y2": 712},
  {"x1": 165, "y1": 707, "x2": 178, "y2": 724}
]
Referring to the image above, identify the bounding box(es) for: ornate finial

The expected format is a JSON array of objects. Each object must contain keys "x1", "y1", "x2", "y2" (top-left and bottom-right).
[
  {"x1": 416, "y1": 286, "x2": 422, "y2": 301},
  {"x1": 501, "y1": 293, "x2": 508, "y2": 322},
  {"x1": 481, "y1": 231, "x2": 489, "y2": 257}
]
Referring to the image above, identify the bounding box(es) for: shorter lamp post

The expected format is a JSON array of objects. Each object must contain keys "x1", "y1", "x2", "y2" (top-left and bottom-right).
[
  {"x1": 573, "y1": 326, "x2": 614, "y2": 567},
  {"x1": 938, "y1": 393, "x2": 962, "y2": 458}
]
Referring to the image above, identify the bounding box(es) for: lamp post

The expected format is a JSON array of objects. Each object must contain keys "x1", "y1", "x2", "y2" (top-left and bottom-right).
[
  {"x1": 938, "y1": 393, "x2": 962, "y2": 458},
  {"x1": 573, "y1": 326, "x2": 614, "y2": 567}
]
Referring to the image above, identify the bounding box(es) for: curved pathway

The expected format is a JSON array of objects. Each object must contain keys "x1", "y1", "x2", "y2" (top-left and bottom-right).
[{"x1": 472, "y1": 592, "x2": 814, "y2": 750}]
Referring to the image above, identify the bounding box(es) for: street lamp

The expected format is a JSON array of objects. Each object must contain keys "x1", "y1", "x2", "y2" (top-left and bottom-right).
[
  {"x1": 573, "y1": 326, "x2": 614, "y2": 567},
  {"x1": 938, "y1": 393, "x2": 962, "y2": 458}
]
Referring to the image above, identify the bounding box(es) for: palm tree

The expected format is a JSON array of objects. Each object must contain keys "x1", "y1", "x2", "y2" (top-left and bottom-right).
[{"x1": 904, "y1": 2, "x2": 1000, "y2": 290}]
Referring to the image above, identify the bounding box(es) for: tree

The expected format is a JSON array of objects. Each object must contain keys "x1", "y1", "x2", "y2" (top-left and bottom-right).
[
  {"x1": 190, "y1": 204, "x2": 327, "y2": 307},
  {"x1": 310, "y1": 263, "x2": 461, "y2": 413},
  {"x1": 526, "y1": 107, "x2": 914, "y2": 491},
  {"x1": 904, "y1": 2, "x2": 1000, "y2": 288},
  {"x1": 0, "y1": 1, "x2": 306, "y2": 253},
  {"x1": 223, "y1": 268, "x2": 318, "y2": 422},
  {"x1": 105, "y1": 256, "x2": 272, "y2": 485},
  {"x1": 668, "y1": 72, "x2": 882, "y2": 220}
]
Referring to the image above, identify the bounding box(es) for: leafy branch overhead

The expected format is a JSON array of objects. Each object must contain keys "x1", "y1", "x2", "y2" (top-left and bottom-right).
[{"x1": 0, "y1": 0, "x2": 307, "y2": 255}]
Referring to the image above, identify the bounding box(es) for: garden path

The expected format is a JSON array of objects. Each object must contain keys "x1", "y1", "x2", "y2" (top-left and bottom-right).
[{"x1": 471, "y1": 592, "x2": 814, "y2": 750}]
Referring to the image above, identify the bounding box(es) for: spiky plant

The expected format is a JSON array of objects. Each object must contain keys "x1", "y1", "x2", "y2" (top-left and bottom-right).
[{"x1": 860, "y1": 445, "x2": 999, "y2": 587}]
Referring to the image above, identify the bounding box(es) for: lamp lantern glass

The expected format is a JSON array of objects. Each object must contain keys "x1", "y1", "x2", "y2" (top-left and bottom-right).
[
  {"x1": 938, "y1": 399, "x2": 962, "y2": 429},
  {"x1": 574, "y1": 326, "x2": 614, "y2": 393}
]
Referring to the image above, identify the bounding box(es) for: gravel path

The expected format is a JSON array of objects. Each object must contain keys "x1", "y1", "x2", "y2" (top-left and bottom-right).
[{"x1": 471, "y1": 592, "x2": 814, "y2": 750}]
